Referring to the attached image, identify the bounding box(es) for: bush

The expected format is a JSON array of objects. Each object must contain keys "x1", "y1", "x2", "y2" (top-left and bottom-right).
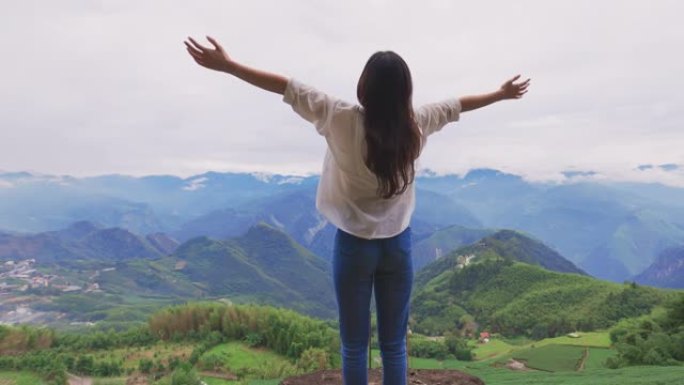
[
  {"x1": 170, "y1": 366, "x2": 202, "y2": 385},
  {"x1": 139, "y1": 358, "x2": 154, "y2": 373},
  {"x1": 148, "y1": 303, "x2": 339, "y2": 360},
  {"x1": 608, "y1": 294, "x2": 684, "y2": 367},
  {"x1": 244, "y1": 332, "x2": 263, "y2": 347},
  {"x1": 444, "y1": 334, "x2": 473, "y2": 361},
  {"x1": 409, "y1": 339, "x2": 449, "y2": 360},
  {"x1": 297, "y1": 347, "x2": 331, "y2": 372}
]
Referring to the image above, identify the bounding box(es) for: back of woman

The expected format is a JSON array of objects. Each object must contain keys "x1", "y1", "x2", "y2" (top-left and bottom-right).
[{"x1": 185, "y1": 35, "x2": 529, "y2": 385}]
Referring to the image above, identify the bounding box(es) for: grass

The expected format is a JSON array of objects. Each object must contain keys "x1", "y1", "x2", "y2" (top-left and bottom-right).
[
  {"x1": 471, "y1": 331, "x2": 612, "y2": 362},
  {"x1": 500, "y1": 335, "x2": 535, "y2": 346},
  {"x1": 510, "y1": 344, "x2": 586, "y2": 372},
  {"x1": 582, "y1": 348, "x2": 617, "y2": 370},
  {"x1": 464, "y1": 364, "x2": 684, "y2": 385},
  {"x1": 102, "y1": 341, "x2": 195, "y2": 369},
  {"x1": 0, "y1": 371, "x2": 45, "y2": 385},
  {"x1": 369, "y1": 348, "x2": 470, "y2": 370},
  {"x1": 534, "y1": 331, "x2": 612, "y2": 348},
  {"x1": 472, "y1": 338, "x2": 516, "y2": 360},
  {"x1": 92, "y1": 378, "x2": 127, "y2": 385},
  {"x1": 200, "y1": 379, "x2": 281, "y2": 385},
  {"x1": 201, "y1": 342, "x2": 294, "y2": 373},
  {"x1": 201, "y1": 378, "x2": 233, "y2": 385}
]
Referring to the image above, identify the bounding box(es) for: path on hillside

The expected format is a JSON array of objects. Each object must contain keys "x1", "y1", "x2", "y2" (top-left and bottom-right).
[
  {"x1": 67, "y1": 373, "x2": 92, "y2": 385},
  {"x1": 577, "y1": 347, "x2": 589, "y2": 371}
]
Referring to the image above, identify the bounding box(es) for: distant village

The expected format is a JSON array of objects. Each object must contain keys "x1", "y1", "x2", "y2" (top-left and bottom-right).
[{"x1": 0, "y1": 258, "x2": 102, "y2": 294}]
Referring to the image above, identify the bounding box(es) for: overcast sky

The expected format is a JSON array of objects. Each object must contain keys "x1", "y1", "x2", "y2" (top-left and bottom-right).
[{"x1": 1, "y1": 0, "x2": 683, "y2": 185}]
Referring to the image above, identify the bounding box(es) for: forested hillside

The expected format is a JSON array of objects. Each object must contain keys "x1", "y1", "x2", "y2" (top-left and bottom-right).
[
  {"x1": 411, "y1": 233, "x2": 675, "y2": 337},
  {"x1": 98, "y1": 223, "x2": 336, "y2": 318}
]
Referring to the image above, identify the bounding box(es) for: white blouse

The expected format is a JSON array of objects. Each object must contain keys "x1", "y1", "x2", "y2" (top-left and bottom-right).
[{"x1": 283, "y1": 78, "x2": 461, "y2": 239}]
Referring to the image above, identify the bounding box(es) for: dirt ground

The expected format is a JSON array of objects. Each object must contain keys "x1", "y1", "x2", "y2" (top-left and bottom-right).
[
  {"x1": 67, "y1": 373, "x2": 92, "y2": 385},
  {"x1": 280, "y1": 369, "x2": 485, "y2": 385}
]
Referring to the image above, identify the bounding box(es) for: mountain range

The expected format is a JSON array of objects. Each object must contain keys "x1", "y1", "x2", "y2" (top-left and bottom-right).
[
  {"x1": 0, "y1": 221, "x2": 177, "y2": 268},
  {"x1": 2, "y1": 169, "x2": 684, "y2": 285},
  {"x1": 2, "y1": 216, "x2": 681, "y2": 332}
]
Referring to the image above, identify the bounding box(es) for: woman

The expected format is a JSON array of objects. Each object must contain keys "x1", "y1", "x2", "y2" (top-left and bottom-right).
[{"x1": 184, "y1": 36, "x2": 529, "y2": 385}]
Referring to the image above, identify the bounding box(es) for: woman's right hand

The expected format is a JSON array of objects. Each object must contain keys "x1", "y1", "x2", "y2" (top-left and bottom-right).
[
  {"x1": 184, "y1": 36, "x2": 235, "y2": 73},
  {"x1": 499, "y1": 75, "x2": 531, "y2": 100}
]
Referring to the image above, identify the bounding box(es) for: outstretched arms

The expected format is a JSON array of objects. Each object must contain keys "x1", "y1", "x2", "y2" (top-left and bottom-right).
[
  {"x1": 184, "y1": 36, "x2": 288, "y2": 95},
  {"x1": 459, "y1": 75, "x2": 530, "y2": 112}
]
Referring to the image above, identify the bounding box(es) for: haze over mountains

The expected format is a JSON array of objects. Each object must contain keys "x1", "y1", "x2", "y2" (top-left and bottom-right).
[{"x1": 1, "y1": 168, "x2": 684, "y2": 287}]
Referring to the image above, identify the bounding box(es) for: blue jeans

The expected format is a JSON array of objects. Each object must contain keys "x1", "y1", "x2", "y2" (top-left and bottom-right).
[{"x1": 333, "y1": 227, "x2": 413, "y2": 385}]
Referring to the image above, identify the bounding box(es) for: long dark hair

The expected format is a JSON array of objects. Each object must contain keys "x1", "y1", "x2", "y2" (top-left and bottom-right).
[{"x1": 357, "y1": 51, "x2": 421, "y2": 199}]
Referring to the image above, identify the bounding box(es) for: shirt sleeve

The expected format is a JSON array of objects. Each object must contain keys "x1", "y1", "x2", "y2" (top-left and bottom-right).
[
  {"x1": 282, "y1": 78, "x2": 346, "y2": 136},
  {"x1": 414, "y1": 98, "x2": 462, "y2": 137}
]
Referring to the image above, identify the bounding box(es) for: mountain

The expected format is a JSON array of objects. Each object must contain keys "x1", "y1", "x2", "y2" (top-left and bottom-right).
[
  {"x1": 145, "y1": 233, "x2": 180, "y2": 255},
  {"x1": 411, "y1": 233, "x2": 673, "y2": 336},
  {"x1": 0, "y1": 221, "x2": 176, "y2": 267},
  {"x1": 171, "y1": 188, "x2": 334, "y2": 260},
  {"x1": 418, "y1": 169, "x2": 539, "y2": 225},
  {"x1": 174, "y1": 187, "x2": 480, "y2": 258},
  {"x1": 416, "y1": 230, "x2": 584, "y2": 288},
  {"x1": 414, "y1": 170, "x2": 684, "y2": 281},
  {"x1": 581, "y1": 210, "x2": 684, "y2": 281},
  {"x1": 97, "y1": 223, "x2": 336, "y2": 318},
  {"x1": 634, "y1": 246, "x2": 684, "y2": 289},
  {"x1": 414, "y1": 190, "x2": 481, "y2": 228},
  {"x1": 412, "y1": 225, "x2": 494, "y2": 271}
]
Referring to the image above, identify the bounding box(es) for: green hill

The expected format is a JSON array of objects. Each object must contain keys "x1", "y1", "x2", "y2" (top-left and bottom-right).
[
  {"x1": 416, "y1": 230, "x2": 584, "y2": 288},
  {"x1": 98, "y1": 223, "x2": 336, "y2": 319},
  {"x1": 411, "y1": 231, "x2": 674, "y2": 337}
]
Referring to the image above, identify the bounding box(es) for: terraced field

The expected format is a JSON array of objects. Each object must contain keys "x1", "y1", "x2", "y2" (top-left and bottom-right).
[
  {"x1": 510, "y1": 344, "x2": 586, "y2": 371},
  {"x1": 0, "y1": 371, "x2": 45, "y2": 385}
]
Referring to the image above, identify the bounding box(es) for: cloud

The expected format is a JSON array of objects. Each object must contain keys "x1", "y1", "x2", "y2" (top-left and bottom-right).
[
  {"x1": 562, "y1": 170, "x2": 598, "y2": 178},
  {"x1": 182, "y1": 176, "x2": 208, "y2": 191},
  {"x1": 659, "y1": 164, "x2": 680, "y2": 172},
  {"x1": 0, "y1": 0, "x2": 683, "y2": 186}
]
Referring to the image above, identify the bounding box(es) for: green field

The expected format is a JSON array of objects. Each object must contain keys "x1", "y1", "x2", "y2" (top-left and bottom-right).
[
  {"x1": 199, "y1": 378, "x2": 281, "y2": 385},
  {"x1": 0, "y1": 330, "x2": 673, "y2": 385},
  {"x1": 465, "y1": 364, "x2": 684, "y2": 385},
  {"x1": 369, "y1": 348, "x2": 683, "y2": 384},
  {"x1": 582, "y1": 348, "x2": 617, "y2": 371},
  {"x1": 534, "y1": 332, "x2": 612, "y2": 348},
  {"x1": 0, "y1": 371, "x2": 45, "y2": 385},
  {"x1": 92, "y1": 378, "x2": 127, "y2": 385},
  {"x1": 199, "y1": 342, "x2": 295, "y2": 379},
  {"x1": 472, "y1": 339, "x2": 516, "y2": 359},
  {"x1": 103, "y1": 341, "x2": 196, "y2": 369},
  {"x1": 471, "y1": 331, "x2": 612, "y2": 362},
  {"x1": 371, "y1": 349, "x2": 469, "y2": 370},
  {"x1": 510, "y1": 344, "x2": 586, "y2": 372}
]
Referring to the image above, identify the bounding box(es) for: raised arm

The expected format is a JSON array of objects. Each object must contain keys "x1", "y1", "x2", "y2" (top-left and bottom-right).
[
  {"x1": 184, "y1": 36, "x2": 288, "y2": 95},
  {"x1": 459, "y1": 75, "x2": 530, "y2": 112}
]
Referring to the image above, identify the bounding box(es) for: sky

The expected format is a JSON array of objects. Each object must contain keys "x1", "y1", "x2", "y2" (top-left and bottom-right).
[{"x1": 1, "y1": 0, "x2": 683, "y2": 185}]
